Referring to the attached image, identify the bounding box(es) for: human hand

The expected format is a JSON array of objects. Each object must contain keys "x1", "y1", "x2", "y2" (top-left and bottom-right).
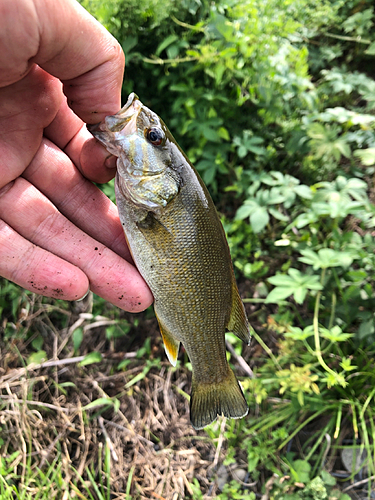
[{"x1": 0, "y1": 0, "x2": 153, "y2": 312}]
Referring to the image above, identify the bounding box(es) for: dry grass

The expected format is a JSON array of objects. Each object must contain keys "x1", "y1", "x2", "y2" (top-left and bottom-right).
[{"x1": 0, "y1": 292, "x2": 246, "y2": 499}]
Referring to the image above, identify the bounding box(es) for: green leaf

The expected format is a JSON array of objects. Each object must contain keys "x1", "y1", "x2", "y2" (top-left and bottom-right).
[
  {"x1": 58, "y1": 382, "x2": 76, "y2": 388},
  {"x1": 354, "y1": 148, "x2": 375, "y2": 166},
  {"x1": 365, "y1": 41, "x2": 375, "y2": 55},
  {"x1": 265, "y1": 286, "x2": 295, "y2": 303},
  {"x1": 266, "y1": 268, "x2": 323, "y2": 304},
  {"x1": 217, "y1": 127, "x2": 230, "y2": 140},
  {"x1": 122, "y1": 36, "x2": 138, "y2": 54},
  {"x1": 238, "y1": 145, "x2": 247, "y2": 158},
  {"x1": 285, "y1": 326, "x2": 314, "y2": 341},
  {"x1": 73, "y1": 327, "x2": 83, "y2": 352},
  {"x1": 268, "y1": 207, "x2": 289, "y2": 221},
  {"x1": 293, "y1": 287, "x2": 308, "y2": 304},
  {"x1": 339, "y1": 357, "x2": 357, "y2": 372},
  {"x1": 235, "y1": 204, "x2": 254, "y2": 220},
  {"x1": 320, "y1": 326, "x2": 353, "y2": 342},
  {"x1": 250, "y1": 207, "x2": 269, "y2": 233},
  {"x1": 335, "y1": 139, "x2": 351, "y2": 158},
  {"x1": 82, "y1": 398, "x2": 115, "y2": 411},
  {"x1": 203, "y1": 165, "x2": 217, "y2": 185},
  {"x1": 27, "y1": 351, "x2": 47, "y2": 366},
  {"x1": 268, "y1": 274, "x2": 296, "y2": 286},
  {"x1": 293, "y1": 212, "x2": 319, "y2": 228},
  {"x1": 31, "y1": 335, "x2": 44, "y2": 351},
  {"x1": 321, "y1": 469, "x2": 336, "y2": 486},
  {"x1": 202, "y1": 127, "x2": 220, "y2": 142},
  {"x1": 293, "y1": 184, "x2": 313, "y2": 199},
  {"x1": 299, "y1": 248, "x2": 356, "y2": 270},
  {"x1": 358, "y1": 319, "x2": 375, "y2": 340},
  {"x1": 79, "y1": 351, "x2": 103, "y2": 366},
  {"x1": 156, "y1": 34, "x2": 179, "y2": 56},
  {"x1": 291, "y1": 459, "x2": 311, "y2": 483}
]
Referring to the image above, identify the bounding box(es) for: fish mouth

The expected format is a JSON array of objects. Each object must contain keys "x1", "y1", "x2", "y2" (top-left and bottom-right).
[{"x1": 88, "y1": 92, "x2": 142, "y2": 140}]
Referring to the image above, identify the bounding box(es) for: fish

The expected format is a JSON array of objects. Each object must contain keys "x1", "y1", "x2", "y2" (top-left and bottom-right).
[{"x1": 88, "y1": 93, "x2": 252, "y2": 429}]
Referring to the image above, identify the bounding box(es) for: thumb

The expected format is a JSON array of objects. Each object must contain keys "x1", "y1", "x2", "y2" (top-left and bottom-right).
[{"x1": 33, "y1": 0, "x2": 124, "y2": 123}]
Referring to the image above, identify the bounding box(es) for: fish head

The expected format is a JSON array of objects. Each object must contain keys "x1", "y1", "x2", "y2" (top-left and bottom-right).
[{"x1": 88, "y1": 93, "x2": 180, "y2": 211}]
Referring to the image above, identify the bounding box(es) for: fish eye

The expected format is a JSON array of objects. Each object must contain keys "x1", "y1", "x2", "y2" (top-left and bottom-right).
[{"x1": 146, "y1": 127, "x2": 164, "y2": 146}]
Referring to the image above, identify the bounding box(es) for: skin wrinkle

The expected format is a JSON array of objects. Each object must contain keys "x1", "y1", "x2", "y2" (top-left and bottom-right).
[
  {"x1": 0, "y1": 181, "x2": 15, "y2": 198},
  {"x1": 61, "y1": 120, "x2": 85, "y2": 153},
  {"x1": 2, "y1": 178, "x2": 97, "y2": 259},
  {"x1": 23, "y1": 139, "x2": 130, "y2": 260}
]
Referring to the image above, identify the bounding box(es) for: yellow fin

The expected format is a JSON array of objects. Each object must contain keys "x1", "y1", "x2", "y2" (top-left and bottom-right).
[
  {"x1": 227, "y1": 283, "x2": 253, "y2": 345},
  {"x1": 155, "y1": 312, "x2": 180, "y2": 367},
  {"x1": 190, "y1": 368, "x2": 248, "y2": 430}
]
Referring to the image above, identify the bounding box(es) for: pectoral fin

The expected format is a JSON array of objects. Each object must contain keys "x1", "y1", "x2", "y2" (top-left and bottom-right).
[
  {"x1": 155, "y1": 312, "x2": 180, "y2": 367},
  {"x1": 227, "y1": 282, "x2": 253, "y2": 345},
  {"x1": 136, "y1": 211, "x2": 170, "y2": 233},
  {"x1": 136, "y1": 212, "x2": 174, "y2": 248}
]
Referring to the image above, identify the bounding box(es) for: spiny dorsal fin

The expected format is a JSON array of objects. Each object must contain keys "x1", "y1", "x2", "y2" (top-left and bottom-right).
[
  {"x1": 155, "y1": 311, "x2": 180, "y2": 367},
  {"x1": 227, "y1": 283, "x2": 252, "y2": 345}
]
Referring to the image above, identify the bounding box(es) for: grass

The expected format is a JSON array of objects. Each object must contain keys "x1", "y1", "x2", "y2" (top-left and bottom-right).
[
  {"x1": 1, "y1": 281, "x2": 375, "y2": 499},
  {"x1": 0, "y1": 286, "x2": 218, "y2": 498}
]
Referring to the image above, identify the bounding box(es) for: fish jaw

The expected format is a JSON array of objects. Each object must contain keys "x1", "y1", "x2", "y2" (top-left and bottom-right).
[{"x1": 88, "y1": 93, "x2": 141, "y2": 156}]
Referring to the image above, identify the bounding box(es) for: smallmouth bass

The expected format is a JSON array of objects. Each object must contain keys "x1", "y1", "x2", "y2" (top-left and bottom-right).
[{"x1": 89, "y1": 93, "x2": 252, "y2": 429}]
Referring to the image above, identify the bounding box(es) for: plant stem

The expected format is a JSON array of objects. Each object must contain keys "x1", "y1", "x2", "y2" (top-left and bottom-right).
[
  {"x1": 313, "y1": 269, "x2": 338, "y2": 377},
  {"x1": 334, "y1": 404, "x2": 342, "y2": 439},
  {"x1": 302, "y1": 339, "x2": 316, "y2": 357},
  {"x1": 351, "y1": 401, "x2": 359, "y2": 439},
  {"x1": 252, "y1": 330, "x2": 282, "y2": 370},
  {"x1": 323, "y1": 32, "x2": 371, "y2": 45},
  {"x1": 171, "y1": 14, "x2": 205, "y2": 32},
  {"x1": 328, "y1": 291, "x2": 336, "y2": 331},
  {"x1": 142, "y1": 56, "x2": 199, "y2": 65}
]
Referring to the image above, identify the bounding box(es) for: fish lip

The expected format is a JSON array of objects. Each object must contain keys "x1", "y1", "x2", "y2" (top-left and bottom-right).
[
  {"x1": 122, "y1": 92, "x2": 140, "y2": 114},
  {"x1": 87, "y1": 92, "x2": 142, "y2": 138},
  {"x1": 109, "y1": 92, "x2": 141, "y2": 131}
]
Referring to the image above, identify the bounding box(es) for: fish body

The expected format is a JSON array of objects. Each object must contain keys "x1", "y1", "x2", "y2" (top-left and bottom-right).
[{"x1": 89, "y1": 93, "x2": 251, "y2": 429}]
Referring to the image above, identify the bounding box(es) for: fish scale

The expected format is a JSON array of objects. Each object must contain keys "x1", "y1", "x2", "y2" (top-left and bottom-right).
[{"x1": 89, "y1": 93, "x2": 253, "y2": 429}]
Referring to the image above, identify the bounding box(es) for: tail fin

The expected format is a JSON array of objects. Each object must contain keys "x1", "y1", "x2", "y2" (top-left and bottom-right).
[{"x1": 190, "y1": 369, "x2": 248, "y2": 430}]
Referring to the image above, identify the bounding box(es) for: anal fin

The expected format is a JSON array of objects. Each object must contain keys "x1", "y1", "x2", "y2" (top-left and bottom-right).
[
  {"x1": 227, "y1": 283, "x2": 253, "y2": 345},
  {"x1": 155, "y1": 312, "x2": 180, "y2": 367}
]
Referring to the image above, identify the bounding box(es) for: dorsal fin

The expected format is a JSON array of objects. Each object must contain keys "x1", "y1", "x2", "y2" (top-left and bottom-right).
[{"x1": 227, "y1": 282, "x2": 252, "y2": 345}]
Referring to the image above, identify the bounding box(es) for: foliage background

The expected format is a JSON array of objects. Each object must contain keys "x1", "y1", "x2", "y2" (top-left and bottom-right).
[{"x1": 1, "y1": 0, "x2": 375, "y2": 498}]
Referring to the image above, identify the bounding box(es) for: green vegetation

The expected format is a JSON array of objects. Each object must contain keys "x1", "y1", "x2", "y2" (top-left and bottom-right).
[{"x1": 2, "y1": 0, "x2": 375, "y2": 497}]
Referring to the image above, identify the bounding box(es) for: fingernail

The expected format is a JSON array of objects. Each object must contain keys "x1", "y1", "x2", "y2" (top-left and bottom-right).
[
  {"x1": 76, "y1": 287, "x2": 91, "y2": 302},
  {"x1": 105, "y1": 155, "x2": 117, "y2": 169}
]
